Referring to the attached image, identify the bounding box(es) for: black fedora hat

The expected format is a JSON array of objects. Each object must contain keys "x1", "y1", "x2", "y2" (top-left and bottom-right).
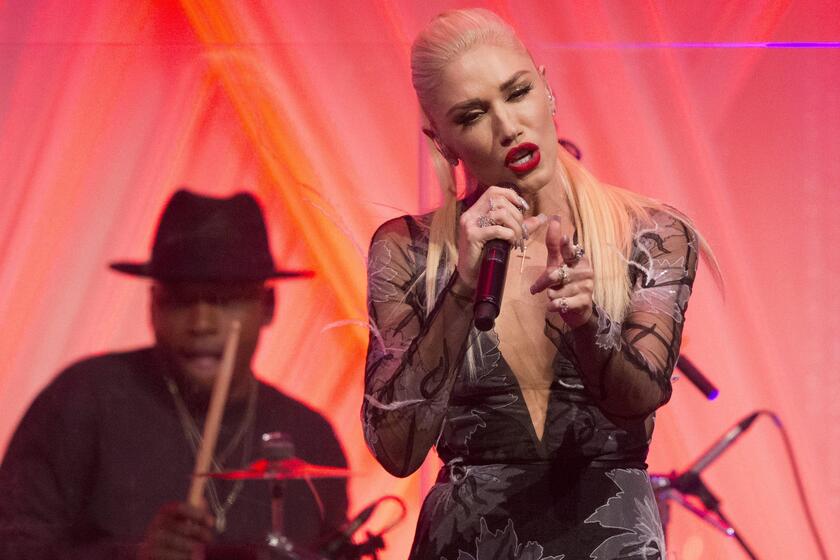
[{"x1": 110, "y1": 189, "x2": 312, "y2": 282}]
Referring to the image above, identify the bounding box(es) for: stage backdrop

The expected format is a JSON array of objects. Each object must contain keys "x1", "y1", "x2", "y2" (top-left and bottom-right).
[{"x1": 1, "y1": 1, "x2": 838, "y2": 558}]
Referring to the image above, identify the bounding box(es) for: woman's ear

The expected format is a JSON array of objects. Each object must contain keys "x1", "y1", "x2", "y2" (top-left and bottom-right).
[
  {"x1": 538, "y1": 66, "x2": 556, "y2": 115},
  {"x1": 423, "y1": 127, "x2": 459, "y2": 167}
]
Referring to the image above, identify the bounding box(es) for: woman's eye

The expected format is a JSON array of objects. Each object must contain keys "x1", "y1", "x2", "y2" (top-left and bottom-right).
[
  {"x1": 456, "y1": 112, "x2": 482, "y2": 127},
  {"x1": 509, "y1": 83, "x2": 533, "y2": 100}
]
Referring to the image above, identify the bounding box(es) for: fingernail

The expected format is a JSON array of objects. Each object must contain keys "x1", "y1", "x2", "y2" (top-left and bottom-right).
[
  {"x1": 517, "y1": 195, "x2": 530, "y2": 211},
  {"x1": 522, "y1": 223, "x2": 530, "y2": 240},
  {"x1": 550, "y1": 214, "x2": 561, "y2": 224},
  {"x1": 536, "y1": 213, "x2": 548, "y2": 224},
  {"x1": 529, "y1": 284, "x2": 537, "y2": 295}
]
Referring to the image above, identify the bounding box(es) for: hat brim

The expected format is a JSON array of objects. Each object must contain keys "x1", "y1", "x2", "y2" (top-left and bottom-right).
[{"x1": 109, "y1": 261, "x2": 314, "y2": 281}]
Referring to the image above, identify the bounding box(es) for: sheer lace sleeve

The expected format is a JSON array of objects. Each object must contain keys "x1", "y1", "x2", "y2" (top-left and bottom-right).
[
  {"x1": 547, "y1": 210, "x2": 699, "y2": 420},
  {"x1": 362, "y1": 216, "x2": 474, "y2": 477}
]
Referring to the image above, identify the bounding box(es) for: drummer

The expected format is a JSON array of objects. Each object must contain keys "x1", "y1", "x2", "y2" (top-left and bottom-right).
[{"x1": 0, "y1": 190, "x2": 349, "y2": 559}]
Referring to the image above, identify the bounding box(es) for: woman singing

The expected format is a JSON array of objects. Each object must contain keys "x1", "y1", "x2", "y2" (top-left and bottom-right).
[{"x1": 362, "y1": 8, "x2": 715, "y2": 559}]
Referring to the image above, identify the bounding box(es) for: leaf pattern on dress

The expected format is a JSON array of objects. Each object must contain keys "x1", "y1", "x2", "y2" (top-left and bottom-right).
[
  {"x1": 364, "y1": 207, "x2": 694, "y2": 557},
  {"x1": 584, "y1": 468, "x2": 666, "y2": 560},
  {"x1": 629, "y1": 254, "x2": 691, "y2": 324},
  {"x1": 468, "y1": 330, "x2": 502, "y2": 384},
  {"x1": 626, "y1": 217, "x2": 695, "y2": 325},
  {"x1": 367, "y1": 240, "x2": 403, "y2": 304},
  {"x1": 593, "y1": 302, "x2": 623, "y2": 351},
  {"x1": 453, "y1": 518, "x2": 565, "y2": 560},
  {"x1": 425, "y1": 464, "x2": 520, "y2": 555},
  {"x1": 458, "y1": 409, "x2": 487, "y2": 452}
]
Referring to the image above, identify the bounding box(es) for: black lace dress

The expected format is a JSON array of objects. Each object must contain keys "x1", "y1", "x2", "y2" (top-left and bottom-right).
[{"x1": 362, "y1": 205, "x2": 697, "y2": 560}]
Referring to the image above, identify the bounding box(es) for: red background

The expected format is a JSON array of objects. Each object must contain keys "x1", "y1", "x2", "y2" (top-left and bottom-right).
[{"x1": 1, "y1": 1, "x2": 838, "y2": 558}]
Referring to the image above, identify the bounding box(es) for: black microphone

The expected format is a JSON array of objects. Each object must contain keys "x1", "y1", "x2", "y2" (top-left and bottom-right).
[
  {"x1": 473, "y1": 183, "x2": 517, "y2": 331},
  {"x1": 672, "y1": 411, "x2": 760, "y2": 496},
  {"x1": 676, "y1": 355, "x2": 720, "y2": 400},
  {"x1": 319, "y1": 502, "x2": 378, "y2": 557}
]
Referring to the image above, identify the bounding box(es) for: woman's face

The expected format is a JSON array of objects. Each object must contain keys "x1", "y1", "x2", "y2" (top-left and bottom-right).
[{"x1": 426, "y1": 42, "x2": 559, "y2": 194}]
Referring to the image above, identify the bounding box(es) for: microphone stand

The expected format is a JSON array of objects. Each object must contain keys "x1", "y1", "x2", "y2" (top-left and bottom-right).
[
  {"x1": 659, "y1": 472, "x2": 759, "y2": 560},
  {"x1": 676, "y1": 355, "x2": 720, "y2": 400},
  {"x1": 651, "y1": 412, "x2": 762, "y2": 560}
]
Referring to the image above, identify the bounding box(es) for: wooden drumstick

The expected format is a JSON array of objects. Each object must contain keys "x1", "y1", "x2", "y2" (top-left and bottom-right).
[{"x1": 187, "y1": 320, "x2": 242, "y2": 507}]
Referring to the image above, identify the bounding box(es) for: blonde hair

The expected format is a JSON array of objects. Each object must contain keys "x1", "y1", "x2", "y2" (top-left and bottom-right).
[
  {"x1": 412, "y1": 9, "x2": 523, "y2": 314},
  {"x1": 411, "y1": 8, "x2": 718, "y2": 322}
]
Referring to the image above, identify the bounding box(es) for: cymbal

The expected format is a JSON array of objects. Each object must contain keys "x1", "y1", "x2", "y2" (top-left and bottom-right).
[{"x1": 196, "y1": 457, "x2": 352, "y2": 481}]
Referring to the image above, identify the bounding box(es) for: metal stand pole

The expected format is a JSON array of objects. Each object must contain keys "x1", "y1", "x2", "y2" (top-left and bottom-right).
[{"x1": 651, "y1": 473, "x2": 760, "y2": 560}]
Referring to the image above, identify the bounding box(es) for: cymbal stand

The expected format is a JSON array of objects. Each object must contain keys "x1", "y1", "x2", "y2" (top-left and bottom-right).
[{"x1": 262, "y1": 432, "x2": 299, "y2": 557}]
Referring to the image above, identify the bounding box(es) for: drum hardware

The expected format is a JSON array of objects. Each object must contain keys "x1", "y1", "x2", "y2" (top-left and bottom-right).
[
  {"x1": 198, "y1": 456, "x2": 354, "y2": 481},
  {"x1": 195, "y1": 432, "x2": 403, "y2": 559},
  {"x1": 318, "y1": 495, "x2": 406, "y2": 560}
]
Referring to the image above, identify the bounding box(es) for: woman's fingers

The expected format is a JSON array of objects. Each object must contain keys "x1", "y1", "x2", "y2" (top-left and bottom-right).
[
  {"x1": 545, "y1": 275, "x2": 594, "y2": 300},
  {"x1": 457, "y1": 185, "x2": 542, "y2": 288},
  {"x1": 544, "y1": 216, "x2": 564, "y2": 268},
  {"x1": 484, "y1": 206, "x2": 524, "y2": 241},
  {"x1": 522, "y1": 213, "x2": 549, "y2": 241},
  {"x1": 560, "y1": 234, "x2": 586, "y2": 265},
  {"x1": 473, "y1": 223, "x2": 517, "y2": 243},
  {"x1": 531, "y1": 263, "x2": 594, "y2": 296},
  {"x1": 464, "y1": 187, "x2": 538, "y2": 248},
  {"x1": 547, "y1": 292, "x2": 590, "y2": 315},
  {"x1": 484, "y1": 185, "x2": 530, "y2": 213}
]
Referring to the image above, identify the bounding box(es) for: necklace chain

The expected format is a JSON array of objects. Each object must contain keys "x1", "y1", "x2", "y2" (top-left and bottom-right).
[
  {"x1": 165, "y1": 375, "x2": 257, "y2": 533},
  {"x1": 516, "y1": 242, "x2": 530, "y2": 275}
]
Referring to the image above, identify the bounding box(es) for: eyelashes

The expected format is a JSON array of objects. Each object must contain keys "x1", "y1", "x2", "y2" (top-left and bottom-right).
[
  {"x1": 455, "y1": 112, "x2": 482, "y2": 126},
  {"x1": 508, "y1": 82, "x2": 534, "y2": 100},
  {"x1": 453, "y1": 82, "x2": 535, "y2": 128}
]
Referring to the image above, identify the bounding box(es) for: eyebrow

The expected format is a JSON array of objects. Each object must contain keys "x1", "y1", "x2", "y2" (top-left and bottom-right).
[{"x1": 446, "y1": 70, "x2": 532, "y2": 117}]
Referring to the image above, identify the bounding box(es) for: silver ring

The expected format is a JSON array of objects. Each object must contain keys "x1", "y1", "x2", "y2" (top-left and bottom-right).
[
  {"x1": 477, "y1": 215, "x2": 496, "y2": 228},
  {"x1": 558, "y1": 297, "x2": 569, "y2": 314},
  {"x1": 568, "y1": 244, "x2": 585, "y2": 264},
  {"x1": 559, "y1": 264, "x2": 570, "y2": 285}
]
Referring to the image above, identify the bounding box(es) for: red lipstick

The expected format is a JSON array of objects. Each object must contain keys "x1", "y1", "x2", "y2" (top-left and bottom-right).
[{"x1": 505, "y1": 142, "x2": 541, "y2": 174}]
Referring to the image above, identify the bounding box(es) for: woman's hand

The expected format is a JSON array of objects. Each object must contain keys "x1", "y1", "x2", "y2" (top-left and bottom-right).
[
  {"x1": 456, "y1": 185, "x2": 547, "y2": 291},
  {"x1": 529, "y1": 216, "x2": 594, "y2": 328}
]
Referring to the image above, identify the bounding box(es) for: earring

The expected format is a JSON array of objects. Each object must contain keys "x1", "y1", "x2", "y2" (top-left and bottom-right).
[{"x1": 433, "y1": 137, "x2": 459, "y2": 167}]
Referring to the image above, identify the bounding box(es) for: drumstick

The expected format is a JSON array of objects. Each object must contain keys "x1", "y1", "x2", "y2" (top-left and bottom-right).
[{"x1": 187, "y1": 320, "x2": 242, "y2": 507}]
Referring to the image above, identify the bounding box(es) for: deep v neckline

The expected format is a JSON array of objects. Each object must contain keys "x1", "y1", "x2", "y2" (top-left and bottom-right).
[{"x1": 494, "y1": 351, "x2": 551, "y2": 454}]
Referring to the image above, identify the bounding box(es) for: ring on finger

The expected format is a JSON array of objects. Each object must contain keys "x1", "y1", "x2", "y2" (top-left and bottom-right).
[
  {"x1": 477, "y1": 214, "x2": 496, "y2": 228},
  {"x1": 488, "y1": 196, "x2": 496, "y2": 212},
  {"x1": 554, "y1": 264, "x2": 570, "y2": 285},
  {"x1": 568, "y1": 244, "x2": 585, "y2": 264},
  {"x1": 558, "y1": 297, "x2": 569, "y2": 314}
]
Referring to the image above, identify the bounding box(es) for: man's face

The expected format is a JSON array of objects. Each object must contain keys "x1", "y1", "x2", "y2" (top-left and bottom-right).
[{"x1": 150, "y1": 281, "x2": 274, "y2": 393}]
